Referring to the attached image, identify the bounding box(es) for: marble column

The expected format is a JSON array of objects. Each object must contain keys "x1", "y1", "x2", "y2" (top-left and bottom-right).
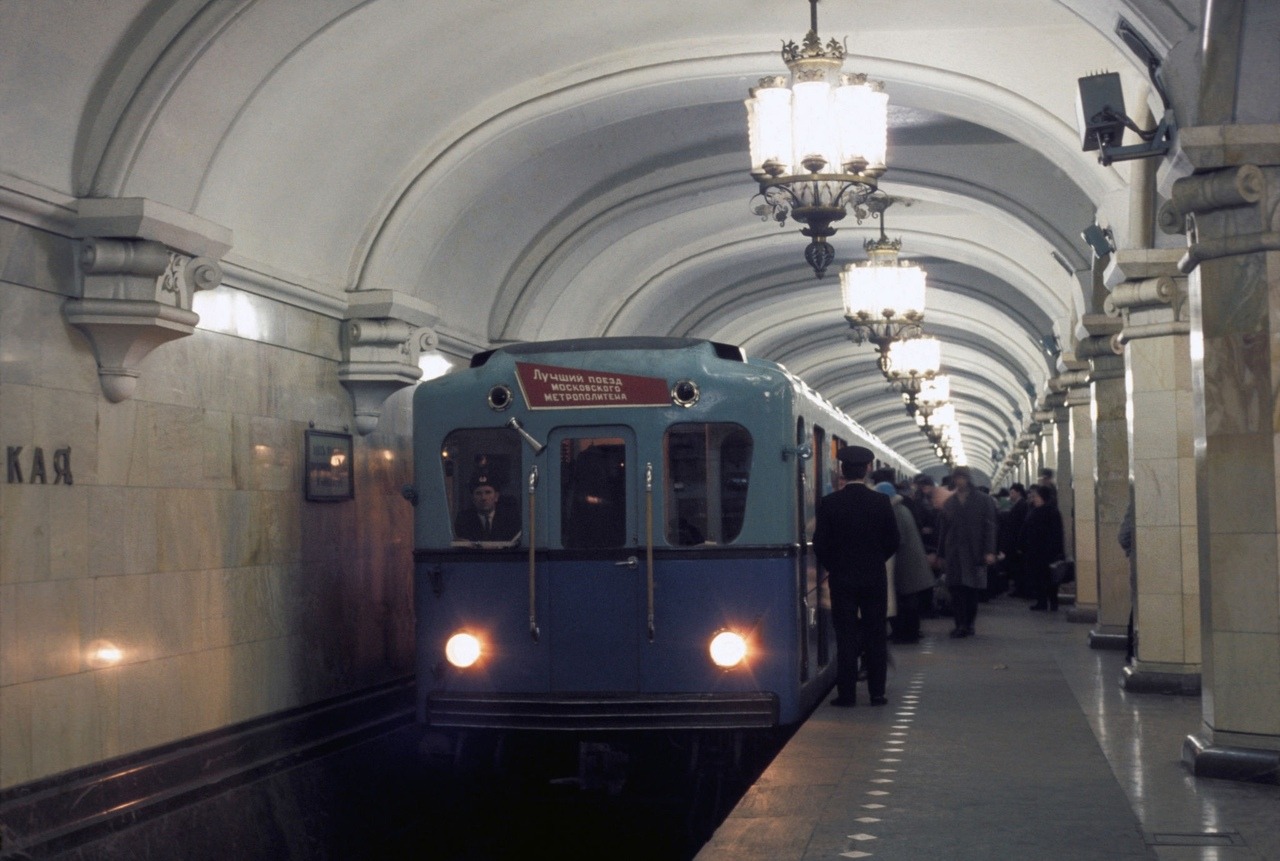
[
  {"x1": 1165, "y1": 129, "x2": 1280, "y2": 780},
  {"x1": 1053, "y1": 399, "x2": 1075, "y2": 560},
  {"x1": 1064, "y1": 370, "x2": 1098, "y2": 624},
  {"x1": 1080, "y1": 315, "x2": 1131, "y2": 649},
  {"x1": 1106, "y1": 250, "x2": 1201, "y2": 694}
]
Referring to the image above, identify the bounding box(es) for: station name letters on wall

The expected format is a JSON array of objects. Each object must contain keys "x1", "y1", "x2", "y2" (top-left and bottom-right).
[{"x1": 6, "y1": 446, "x2": 73, "y2": 485}]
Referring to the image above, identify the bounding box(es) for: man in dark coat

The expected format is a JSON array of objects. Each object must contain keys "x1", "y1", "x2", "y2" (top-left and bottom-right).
[
  {"x1": 939, "y1": 466, "x2": 998, "y2": 637},
  {"x1": 813, "y1": 446, "x2": 900, "y2": 707},
  {"x1": 453, "y1": 474, "x2": 522, "y2": 542}
]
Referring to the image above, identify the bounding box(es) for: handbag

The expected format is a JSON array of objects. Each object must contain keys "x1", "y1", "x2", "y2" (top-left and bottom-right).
[{"x1": 1049, "y1": 558, "x2": 1074, "y2": 585}]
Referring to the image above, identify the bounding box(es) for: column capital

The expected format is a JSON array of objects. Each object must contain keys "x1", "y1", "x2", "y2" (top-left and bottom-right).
[
  {"x1": 64, "y1": 198, "x2": 231, "y2": 402},
  {"x1": 339, "y1": 290, "x2": 441, "y2": 435}
]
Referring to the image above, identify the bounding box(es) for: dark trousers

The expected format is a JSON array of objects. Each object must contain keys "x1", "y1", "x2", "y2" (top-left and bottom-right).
[
  {"x1": 951, "y1": 584, "x2": 980, "y2": 631},
  {"x1": 831, "y1": 579, "x2": 888, "y2": 701},
  {"x1": 1033, "y1": 565, "x2": 1058, "y2": 609},
  {"x1": 891, "y1": 588, "x2": 929, "y2": 642}
]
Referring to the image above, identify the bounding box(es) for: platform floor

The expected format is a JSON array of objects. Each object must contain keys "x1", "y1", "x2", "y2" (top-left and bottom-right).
[{"x1": 695, "y1": 597, "x2": 1280, "y2": 861}]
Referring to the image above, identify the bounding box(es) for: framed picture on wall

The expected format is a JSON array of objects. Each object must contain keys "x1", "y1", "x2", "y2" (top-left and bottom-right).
[{"x1": 305, "y1": 430, "x2": 354, "y2": 501}]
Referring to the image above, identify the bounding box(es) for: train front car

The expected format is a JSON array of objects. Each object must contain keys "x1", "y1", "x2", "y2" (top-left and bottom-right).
[{"x1": 412, "y1": 337, "x2": 836, "y2": 751}]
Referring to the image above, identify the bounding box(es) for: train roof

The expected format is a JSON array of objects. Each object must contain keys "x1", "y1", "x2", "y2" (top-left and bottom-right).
[
  {"x1": 457, "y1": 337, "x2": 917, "y2": 476},
  {"x1": 471, "y1": 337, "x2": 745, "y2": 368}
]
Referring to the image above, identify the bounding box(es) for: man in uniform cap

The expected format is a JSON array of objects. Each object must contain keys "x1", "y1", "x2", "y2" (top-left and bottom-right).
[
  {"x1": 453, "y1": 474, "x2": 522, "y2": 542},
  {"x1": 813, "y1": 444, "x2": 900, "y2": 706}
]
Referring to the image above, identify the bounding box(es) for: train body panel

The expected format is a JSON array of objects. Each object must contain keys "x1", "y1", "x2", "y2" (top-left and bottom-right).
[{"x1": 412, "y1": 337, "x2": 913, "y2": 735}]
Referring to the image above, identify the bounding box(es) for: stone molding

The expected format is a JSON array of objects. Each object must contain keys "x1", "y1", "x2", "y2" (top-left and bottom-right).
[
  {"x1": 64, "y1": 198, "x2": 231, "y2": 402},
  {"x1": 1183, "y1": 732, "x2": 1280, "y2": 784},
  {"x1": 1156, "y1": 126, "x2": 1280, "y2": 273},
  {"x1": 339, "y1": 290, "x2": 440, "y2": 435},
  {"x1": 1121, "y1": 664, "x2": 1201, "y2": 696},
  {"x1": 1103, "y1": 249, "x2": 1190, "y2": 343}
]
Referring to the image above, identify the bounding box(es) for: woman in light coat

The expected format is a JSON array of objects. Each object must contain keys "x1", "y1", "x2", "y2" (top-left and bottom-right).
[{"x1": 875, "y1": 482, "x2": 936, "y2": 643}]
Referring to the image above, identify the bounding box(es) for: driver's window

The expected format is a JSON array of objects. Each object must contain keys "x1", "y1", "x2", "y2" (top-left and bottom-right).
[{"x1": 442, "y1": 429, "x2": 523, "y2": 546}]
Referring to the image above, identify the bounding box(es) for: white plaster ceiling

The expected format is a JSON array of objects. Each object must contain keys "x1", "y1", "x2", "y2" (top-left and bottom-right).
[{"x1": 0, "y1": 0, "x2": 1200, "y2": 477}]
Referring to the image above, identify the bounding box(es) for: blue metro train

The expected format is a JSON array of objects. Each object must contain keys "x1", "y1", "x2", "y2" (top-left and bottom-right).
[{"x1": 412, "y1": 337, "x2": 913, "y2": 752}]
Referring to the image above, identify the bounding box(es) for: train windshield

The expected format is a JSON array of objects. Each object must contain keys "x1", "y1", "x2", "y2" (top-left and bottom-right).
[
  {"x1": 665, "y1": 423, "x2": 752, "y2": 545},
  {"x1": 441, "y1": 428, "x2": 523, "y2": 546},
  {"x1": 558, "y1": 436, "x2": 628, "y2": 548}
]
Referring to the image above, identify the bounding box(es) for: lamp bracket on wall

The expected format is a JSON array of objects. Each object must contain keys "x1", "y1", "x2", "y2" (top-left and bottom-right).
[{"x1": 1075, "y1": 18, "x2": 1176, "y2": 166}]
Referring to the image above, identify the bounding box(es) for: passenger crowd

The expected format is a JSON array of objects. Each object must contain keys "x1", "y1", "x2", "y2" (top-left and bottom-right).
[{"x1": 814, "y1": 447, "x2": 1068, "y2": 708}]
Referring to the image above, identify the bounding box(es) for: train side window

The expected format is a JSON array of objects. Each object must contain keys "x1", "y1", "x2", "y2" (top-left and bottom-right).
[
  {"x1": 560, "y1": 437, "x2": 627, "y2": 548},
  {"x1": 664, "y1": 423, "x2": 753, "y2": 546},
  {"x1": 441, "y1": 429, "x2": 523, "y2": 546}
]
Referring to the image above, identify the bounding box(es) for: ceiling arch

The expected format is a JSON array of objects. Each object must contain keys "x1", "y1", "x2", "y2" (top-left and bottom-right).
[{"x1": 1, "y1": 0, "x2": 1203, "y2": 477}]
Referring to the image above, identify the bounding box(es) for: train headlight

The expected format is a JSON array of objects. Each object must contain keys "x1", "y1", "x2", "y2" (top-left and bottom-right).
[
  {"x1": 445, "y1": 632, "x2": 483, "y2": 668},
  {"x1": 709, "y1": 630, "x2": 748, "y2": 668}
]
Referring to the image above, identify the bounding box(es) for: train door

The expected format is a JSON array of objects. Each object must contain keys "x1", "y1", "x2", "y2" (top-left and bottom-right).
[{"x1": 545, "y1": 426, "x2": 639, "y2": 692}]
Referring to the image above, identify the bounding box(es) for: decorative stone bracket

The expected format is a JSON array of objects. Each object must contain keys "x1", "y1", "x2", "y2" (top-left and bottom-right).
[
  {"x1": 65, "y1": 198, "x2": 232, "y2": 402},
  {"x1": 338, "y1": 290, "x2": 440, "y2": 435},
  {"x1": 1076, "y1": 315, "x2": 1125, "y2": 382},
  {"x1": 1103, "y1": 249, "x2": 1189, "y2": 344}
]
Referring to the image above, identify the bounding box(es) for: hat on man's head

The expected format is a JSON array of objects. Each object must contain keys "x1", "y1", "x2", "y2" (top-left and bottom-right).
[
  {"x1": 836, "y1": 445, "x2": 875, "y2": 465},
  {"x1": 951, "y1": 466, "x2": 973, "y2": 480},
  {"x1": 469, "y1": 474, "x2": 497, "y2": 491},
  {"x1": 912, "y1": 473, "x2": 936, "y2": 487},
  {"x1": 874, "y1": 481, "x2": 897, "y2": 497}
]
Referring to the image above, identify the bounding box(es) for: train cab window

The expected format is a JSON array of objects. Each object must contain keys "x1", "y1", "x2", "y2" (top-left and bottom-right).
[
  {"x1": 441, "y1": 429, "x2": 522, "y2": 546},
  {"x1": 559, "y1": 437, "x2": 627, "y2": 548},
  {"x1": 664, "y1": 423, "x2": 753, "y2": 546}
]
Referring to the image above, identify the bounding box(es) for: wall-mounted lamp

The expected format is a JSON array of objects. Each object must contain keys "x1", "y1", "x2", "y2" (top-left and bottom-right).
[
  {"x1": 1075, "y1": 18, "x2": 1176, "y2": 166},
  {"x1": 1081, "y1": 223, "x2": 1115, "y2": 258}
]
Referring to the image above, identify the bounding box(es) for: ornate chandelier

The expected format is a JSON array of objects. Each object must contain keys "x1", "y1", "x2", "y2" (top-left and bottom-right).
[
  {"x1": 746, "y1": 0, "x2": 889, "y2": 278},
  {"x1": 841, "y1": 204, "x2": 926, "y2": 371},
  {"x1": 884, "y1": 335, "x2": 940, "y2": 391}
]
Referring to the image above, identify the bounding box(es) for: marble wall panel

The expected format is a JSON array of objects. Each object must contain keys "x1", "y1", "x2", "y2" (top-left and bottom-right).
[
  {"x1": 151, "y1": 570, "x2": 208, "y2": 657},
  {"x1": 1175, "y1": 388, "x2": 1196, "y2": 459},
  {"x1": 1130, "y1": 337, "x2": 1177, "y2": 393},
  {"x1": 0, "y1": 222, "x2": 77, "y2": 297},
  {"x1": 1, "y1": 268, "x2": 416, "y2": 788},
  {"x1": 154, "y1": 488, "x2": 222, "y2": 573},
  {"x1": 0, "y1": 280, "x2": 98, "y2": 394},
  {"x1": 1140, "y1": 592, "x2": 1189, "y2": 663},
  {"x1": 0, "y1": 578, "x2": 90, "y2": 685},
  {"x1": 1208, "y1": 630, "x2": 1280, "y2": 736},
  {"x1": 87, "y1": 486, "x2": 158, "y2": 577},
  {"x1": 1135, "y1": 524, "x2": 1184, "y2": 595},
  {"x1": 0, "y1": 483, "x2": 49, "y2": 585},
  {"x1": 29, "y1": 671, "x2": 101, "y2": 779},
  {"x1": 1205, "y1": 432, "x2": 1278, "y2": 534},
  {"x1": 48, "y1": 485, "x2": 88, "y2": 582},
  {"x1": 115, "y1": 657, "x2": 185, "y2": 755},
  {"x1": 1204, "y1": 331, "x2": 1270, "y2": 436},
  {"x1": 1131, "y1": 390, "x2": 1179, "y2": 460},
  {"x1": 0, "y1": 680, "x2": 32, "y2": 786},
  {"x1": 1183, "y1": 591, "x2": 1203, "y2": 664},
  {"x1": 232, "y1": 415, "x2": 299, "y2": 493},
  {"x1": 1180, "y1": 524, "x2": 1201, "y2": 594},
  {"x1": 91, "y1": 573, "x2": 156, "y2": 667},
  {"x1": 179, "y1": 646, "x2": 234, "y2": 738},
  {"x1": 1134, "y1": 458, "x2": 1183, "y2": 527},
  {"x1": 1207, "y1": 531, "x2": 1280, "y2": 634}
]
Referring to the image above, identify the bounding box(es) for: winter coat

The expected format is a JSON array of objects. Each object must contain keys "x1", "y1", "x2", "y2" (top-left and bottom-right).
[
  {"x1": 890, "y1": 495, "x2": 935, "y2": 595},
  {"x1": 939, "y1": 489, "x2": 999, "y2": 590}
]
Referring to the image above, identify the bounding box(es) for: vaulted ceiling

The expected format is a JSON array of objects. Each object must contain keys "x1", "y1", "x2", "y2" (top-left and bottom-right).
[{"x1": 1, "y1": 0, "x2": 1200, "y2": 477}]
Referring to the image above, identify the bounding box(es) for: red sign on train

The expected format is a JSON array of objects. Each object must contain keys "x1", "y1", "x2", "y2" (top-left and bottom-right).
[{"x1": 514, "y1": 362, "x2": 670, "y2": 409}]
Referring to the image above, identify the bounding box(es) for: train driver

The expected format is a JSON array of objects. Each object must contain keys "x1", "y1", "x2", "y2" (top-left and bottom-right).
[{"x1": 453, "y1": 474, "x2": 522, "y2": 542}]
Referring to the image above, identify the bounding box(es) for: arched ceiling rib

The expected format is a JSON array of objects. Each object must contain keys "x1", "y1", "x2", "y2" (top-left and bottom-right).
[{"x1": 2, "y1": 0, "x2": 1197, "y2": 476}]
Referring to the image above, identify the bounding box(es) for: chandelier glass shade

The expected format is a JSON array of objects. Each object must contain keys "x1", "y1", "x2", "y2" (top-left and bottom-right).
[
  {"x1": 917, "y1": 374, "x2": 950, "y2": 408},
  {"x1": 747, "y1": 0, "x2": 889, "y2": 278},
  {"x1": 885, "y1": 335, "x2": 940, "y2": 382},
  {"x1": 840, "y1": 236, "x2": 927, "y2": 324}
]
